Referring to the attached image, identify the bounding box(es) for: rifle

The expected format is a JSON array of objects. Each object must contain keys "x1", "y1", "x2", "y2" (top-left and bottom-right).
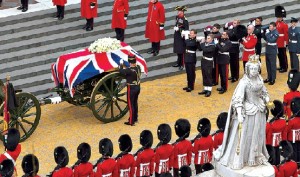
[
  {"x1": 133, "y1": 140, "x2": 152, "y2": 157},
  {"x1": 93, "y1": 157, "x2": 105, "y2": 169},
  {"x1": 211, "y1": 128, "x2": 224, "y2": 137},
  {"x1": 172, "y1": 131, "x2": 190, "y2": 146},
  {"x1": 71, "y1": 151, "x2": 89, "y2": 170},
  {"x1": 46, "y1": 156, "x2": 66, "y2": 177},
  {"x1": 115, "y1": 146, "x2": 131, "y2": 160},
  {"x1": 153, "y1": 141, "x2": 163, "y2": 152}
]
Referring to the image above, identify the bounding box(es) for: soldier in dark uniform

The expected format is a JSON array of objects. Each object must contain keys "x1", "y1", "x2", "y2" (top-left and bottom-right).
[
  {"x1": 94, "y1": 138, "x2": 116, "y2": 177},
  {"x1": 119, "y1": 54, "x2": 141, "y2": 126},
  {"x1": 172, "y1": 6, "x2": 189, "y2": 70},
  {"x1": 183, "y1": 29, "x2": 199, "y2": 92},
  {"x1": 288, "y1": 17, "x2": 300, "y2": 70},
  {"x1": 211, "y1": 24, "x2": 222, "y2": 86},
  {"x1": 22, "y1": 154, "x2": 39, "y2": 177},
  {"x1": 216, "y1": 31, "x2": 232, "y2": 94},
  {"x1": 17, "y1": 0, "x2": 28, "y2": 12},
  {"x1": 198, "y1": 34, "x2": 215, "y2": 97},
  {"x1": 228, "y1": 20, "x2": 240, "y2": 83},
  {"x1": 73, "y1": 143, "x2": 94, "y2": 176},
  {"x1": 254, "y1": 17, "x2": 263, "y2": 64},
  {"x1": 0, "y1": 159, "x2": 14, "y2": 177}
]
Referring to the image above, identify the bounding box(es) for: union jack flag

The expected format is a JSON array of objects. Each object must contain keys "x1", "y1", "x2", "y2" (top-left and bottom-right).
[{"x1": 51, "y1": 42, "x2": 147, "y2": 97}]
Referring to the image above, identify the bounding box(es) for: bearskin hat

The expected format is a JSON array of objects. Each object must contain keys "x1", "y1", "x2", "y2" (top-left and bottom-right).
[
  {"x1": 160, "y1": 172, "x2": 173, "y2": 177},
  {"x1": 77, "y1": 142, "x2": 91, "y2": 163},
  {"x1": 140, "y1": 130, "x2": 153, "y2": 148},
  {"x1": 287, "y1": 69, "x2": 300, "y2": 91},
  {"x1": 200, "y1": 163, "x2": 214, "y2": 172},
  {"x1": 0, "y1": 159, "x2": 14, "y2": 177},
  {"x1": 22, "y1": 154, "x2": 39, "y2": 176},
  {"x1": 54, "y1": 146, "x2": 69, "y2": 167},
  {"x1": 118, "y1": 134, "x2": 132, "y2": 152},
  {"x1": 4, "y1": 128, "x2": 20, "y2": 151},
  {"x1": 157, "y1": 124, "x2": 172, "y2": 144},
  {"x1": 291, "y1": 97, "x2": 300, "y2": 117},
  {"x1": 197, "y1": 118, "x2": 211, "y2": 137},
  {"x1": 275, "y1": 6, "x2": 286, "y2": 18},
  {"x1": 217, "y1": 112, "x2": 228, "y2": 131},
  {"x1": 99, "y1": 138, "x2": 113, "y2": 157},
  {"x1": 271, "y1": 100, "x2": 284, "y2": 118},
  {"x1": 179, "y1": 165, "x2": 192, "y2": 177},
  {"x1": 279, "y1": 140, "x2": 293, "y2": 159},
  {"x1": 175, "y1": 118, "x2": 191, "y2": 139},
  {"x1": 235, "y1": 25, "x2": 248, "y2": 40}
]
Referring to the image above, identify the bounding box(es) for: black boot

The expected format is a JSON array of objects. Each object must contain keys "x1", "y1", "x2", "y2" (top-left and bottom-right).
[
  {"x1": 198, "y1": 90, "x2": 207, "y2": 95},
  {"x1": 205, "y1": 91, "x2": 211, "y2": 97}
]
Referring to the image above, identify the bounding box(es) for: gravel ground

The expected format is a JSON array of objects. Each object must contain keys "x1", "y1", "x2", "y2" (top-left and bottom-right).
[{"x1": 0, "y1": 57, "x2": 289, "y2": 175}]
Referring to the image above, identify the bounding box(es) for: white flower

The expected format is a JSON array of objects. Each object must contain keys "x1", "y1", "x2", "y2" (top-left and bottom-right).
[{"x1": 88, "y1": 38, "x2": 122, "y2": 53}]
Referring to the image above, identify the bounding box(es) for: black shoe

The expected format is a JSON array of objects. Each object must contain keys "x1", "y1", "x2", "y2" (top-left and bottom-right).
[
  {"x1": 186, "y1": 88, "x2": 193, "y2": 92},
  {"x1": 124, "y1": 121, "x2": 135, "y2": 126},
  {"x1": 279, "y1": 69, "x2": 287, "y2": 73},
  {"x1": 183, "y1": 87, "x2": 188, "y2": 90},
  {"x1": 277, "y1": 67, "x2": 282, "y2": 71},
  {"x1": 231, "y1": 78, "x2": 237, "y2": 83},
  {"x1": 82, "y1": 25, "x2": 87, "y2": 29},
  {"x1": 58, "y1": 17, "x2": 64, "y2": 20},
  {"x1": 205, "y1": 91, "x2": 211, "y2": 97},
  {"x1": 147, "y1": 49, "x2": 154, "y2": 54},
  {"x1": 212, "y1": 82, "x2": 218, "y2": 86},
  {"x1": 198, "y1": 90, "x2": 207, "y2": 95},
  {"x1": 217, "y1": 88, "x2": 223, "y2": 91},
  {"x1": 219, "y1": 89, "x2": 227, "y2": 94},
  {"x1": 179, "y1": 66, "x2": 184, "y2": 70},
  {"x1": 17, "y1": 6, "x2": 23, "y2": 10},
  {"x1": 263, "y1": 79, "x2": 269, "y2": 83},
  {"x1": 153, "y1": 51, "x2": 159, "y2": 56},
  {"x1": 228, "y1": 77, "x2": 233, "y2": 80},
  {"x1": 268, "y1": 81, "x2": 275, "y2": 85},
  {"x1": 172, "y1": 64, "x2": 180, "y2": 67},
  {"x1": 86, "y1": 27, "x2": 93, "y2": 31},
  {"x1": 22, "y1": 8, "x2": 28, "y2": 12}
]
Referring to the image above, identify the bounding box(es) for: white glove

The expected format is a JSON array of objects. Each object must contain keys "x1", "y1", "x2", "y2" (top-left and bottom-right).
[
  {"x1": 50, "y1": 97, "x2": 62, "y2": 104},
  {"x1": 214, "y1": 38, "x2": 219, "y2": 44},
  {"x1": 261, "y1": 29, "x2": 264, "y2": 33},
  {"x1": 196, "y1": 36, "x2": 205, "y2": 42},
  {"x1": 228, "y1": 25, "x2": 233, "y2": 30},
  {"x1": 124, "y1": 17, "x2": 127, "y2": 20},
  {"x1": 174, "y1": 26, "x2": 179, "y2": 31},
  {"x1": 266, "y1": 29, "x2": 270, "y2": 33},
  {"x1": 224, "y1": 22, "x2": 229, "y2": 28},
  {"x1": 182, "y1": 30, "x2": 190, "y2": 40},
  {"x1": 160, "y1": 26, "x2": 164, "y2": 30},
  {"x1": 242, "y1": 37, "x2": 247, "y2": 42},
  {"x1": 206, "y1": 28, "x2": 211, "y2": 32}
]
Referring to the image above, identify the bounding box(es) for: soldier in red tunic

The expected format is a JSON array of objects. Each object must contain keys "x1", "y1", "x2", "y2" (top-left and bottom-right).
[
  {"x1": 0, "y1": 159, "x2": 14, "y2": 177},
  {"x1": 241, "y1": 25, "x2": 257, "y2": 70},
  {"x1": 286, "y1": 97, "x2": 300, "y2": 163},
  {"x1": 145, "y1": 0, "x2": 166, "y2": 56},
  {"x1": 81, "y1": 0, "x2": 97, "y2": 31},
  {"x1": 172, "y1": 119, "x2": 192, "y2": 177},
  {"x1": 114, "y1": 134, "x2": 135, "y2": 177},
  {"x1": 178, "y1": 166, "x2": 191, "y2": 177},
  {"x1": 49, "y1": 146, "x2": 73, "y2": 177},
  {"x1": 134, "y1": 130, "x2": 155, "y2": 177},
  {"x1": 73, "y1": 143, "x2": 94, "y2": 177},
  {"x1": 0, "y1": 128, "x2": 21, "y2": 176},
  {"x1": 94, "y1": 138, "x2": 116, "y2": 177},
  {"x1": 192, "y1": 118, "x2": 213, "y2": 174},
  {"x1": 111, "y1": 0, "x2": 129, "y2": 42},
  {"x1": 267, "y1": 100, "x2": 287, "y2": 165},
  {"x1": 283, "y1": 69, "x2": 300, "y2": 119},
  {"x1": 21, "y1": 154, "x2": 40, "y2": 177},
  {"x1": 154, "y1": 124, "x2": 173, "y2": 177},
  {"x1": 275, "y1": 6, "x2": 289, "y2": 73},
  {"x1": 52, "y1": 0, "x2": 67, "y2": 20},
  {"x1": 212, "y1": 112, "x2": 227, "y2": 150},
  {"x1": 277, "y1": 141, "x2": 298, "y2": 177},
  {"x1": 265, "y1": 108, "x2": 275, "y2": 163}
]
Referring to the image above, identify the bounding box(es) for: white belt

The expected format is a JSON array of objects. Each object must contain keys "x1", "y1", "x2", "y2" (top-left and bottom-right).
[
  {"x1": 197, "y1": 149, "x2": 209, "y2": 164},
  {"x1": 102, "y1": 173, "x2": 112, "y2": 177},
  {"x1": 158, "y1": 158, "x2": 169, "y2": 174},
  {"x1": 279, "y1": 34, "x2": 284, "y2": 37},
  {"x1": 177, "y1": 153, "x2": 187, "y2": 168},
  {"x1": 231, "y1": 41, "x2": 239, "y2": 44},
  {"x1": 120, "y1": 168, "x2": 130, "y2": 177},
  {"x1": 218, "y1": 51, "x2": 229, "y2": 55},
  {"x1": 186, "y1": 50, "x2": 196, "y2": 53},
  {"x1": 244, "y1": 48, "x2": 255, "y2": 51},
  {"x1": 267, "y1": 43, "x2": 277, "y2": 46},
  {"x1": 272, "y1": 133, "x2": 282, "y2": 147},
  {"x1": 292, "y1": 129, "x2": 300, "y2": 143},
  {"x1": 4, "y1": 152, "x2": 16, "y2": 166},
  {"x1": 290, "y1": 40, "x2": 298, "y2": 43},
  {"x1": 204, "y1": 57, "x2": 213, "y2": 61},
  {"x1": 139, "y1": 163, "x2": 150, "y2": 177}
]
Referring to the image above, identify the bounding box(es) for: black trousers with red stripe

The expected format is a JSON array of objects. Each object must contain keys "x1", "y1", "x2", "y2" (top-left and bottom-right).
[
  {"x1": 127, "y1": 85, "x2": 140, "y2": 124},
  {"x1": 218, "y1": 64, "x2": 228, "y2": 90},
  {"x1": 277, "y1": 47, "x2": 288, "y2": 70}
]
